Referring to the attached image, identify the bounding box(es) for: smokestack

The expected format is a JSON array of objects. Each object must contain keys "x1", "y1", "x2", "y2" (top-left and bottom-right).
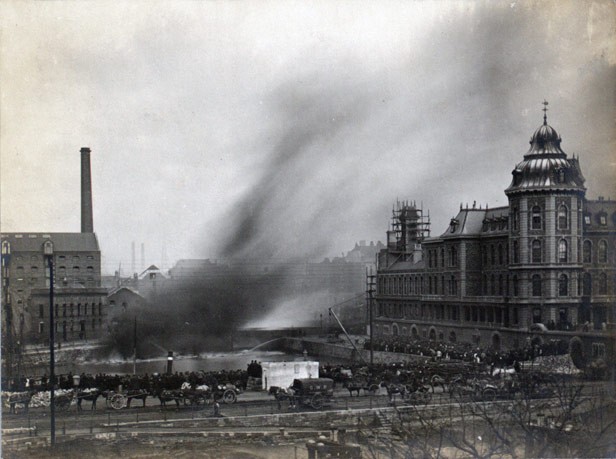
[
  {"x1": 80, "y1": 147, "x2": 94, "y2": 233},
  {"x1": 131, "y1": 242, "x2": 136, "y2": 274},
  {"x1": 140, "y1": 243, "x2": 145, "y2": 271}
]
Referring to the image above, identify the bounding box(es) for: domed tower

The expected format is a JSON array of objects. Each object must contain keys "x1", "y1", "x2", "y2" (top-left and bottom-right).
[{"x1": 505, "y1": 102, "x2": 586, "y2": 330}]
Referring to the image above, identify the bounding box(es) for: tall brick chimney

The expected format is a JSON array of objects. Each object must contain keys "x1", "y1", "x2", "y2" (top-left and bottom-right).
[{"x1": 80, "y1": 147, "x2": 94, "y2": 233}]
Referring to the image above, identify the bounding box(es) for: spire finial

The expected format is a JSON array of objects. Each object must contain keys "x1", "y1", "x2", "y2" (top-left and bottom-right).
[{"x1": 542, "y1": 99, "x2": 549, "y2": 125}]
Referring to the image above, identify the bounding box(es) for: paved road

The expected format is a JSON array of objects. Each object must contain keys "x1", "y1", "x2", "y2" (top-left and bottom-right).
[{"x1": 3, "y1": 381, "x2": 612, "y2": 444}]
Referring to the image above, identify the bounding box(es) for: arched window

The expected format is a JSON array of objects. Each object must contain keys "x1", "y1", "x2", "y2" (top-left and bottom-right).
[
  {"x1": 598, "y1": 240, "x2": 607, "y2": 263},
  {"x1": 598, "y1": 273, "x2": 607, "y2": 295},
  {"x1": 558, "y1": 205, "x2": 568, "y2": 230},
  {"x1": 498, "y1": 275, "x2": 503, "y2": 295},
  {"x1": 532, "y1": 240, "x2": 542, "y2": 263},
  {"x1": 498, "y1": 244, "x2": 503, "y2": 265},
  {"x1": 532, "y1": 274, "x2": 542, "y2": 297},
  {"x1": 441, "y1": 248, "x2": 445, "y2": 267},
  {"x1": 513, "y1": 240, "x2": 519, "y2": 263},
  {"x1": 512, "y1": 275, "x2": 519, "y2": 296},
  {"x1": 451, "y1": 247, "x2": 457, "y2": 267},
  {"x1": 490, "y1": 274, "x2": 496, "y2": 295},
  {"x1": 490, "y1": 245, "x2": 495, "y2": 265},
  {"x1": 531, "y1": 205, "x2": 542, "y2": 230},
  {"x1": 583, "y1": 240, "x2": 592, "y2": 263},
  {"x1": 558, "y1": 239, "x2": 568, "y2": 263},
  {"x1": 483, "y1": 275, "x2": 488, "y2": 295},
  {"x1": 558, "y1": 274, "x2": 568, "y2": 296}
]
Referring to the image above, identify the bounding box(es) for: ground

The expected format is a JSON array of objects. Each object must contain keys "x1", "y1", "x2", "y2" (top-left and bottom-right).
[{"x1": 3, "y1": 437, "x2": 302, "y2": 459}]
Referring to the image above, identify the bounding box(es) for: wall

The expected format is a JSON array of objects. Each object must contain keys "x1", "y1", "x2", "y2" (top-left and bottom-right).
[{"x1": 261, "y1": 361, "x2": 319, "y2": 389}]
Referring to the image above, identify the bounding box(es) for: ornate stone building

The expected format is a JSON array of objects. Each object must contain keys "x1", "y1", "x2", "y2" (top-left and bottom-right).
[{"x1": 373, "y1": 110, "x2": 615, "y2": 351}]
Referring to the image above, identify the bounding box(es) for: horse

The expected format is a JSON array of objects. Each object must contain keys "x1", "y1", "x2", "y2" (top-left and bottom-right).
[
  {"x1": 156, "y1": 389, "x2": 181, "y2": 408},
  {"x1": 126, "y1": 390, "x2": 148, "y2": 408},
  {"x1": 76, "y1": 389, "x2": 101, "y2": 411},
  {"x1": 6, "y1": 392, "x2": 32, "y2": 414},
  {"x1": 344, "y1": 379, "x2": 365, "y2": 397}
]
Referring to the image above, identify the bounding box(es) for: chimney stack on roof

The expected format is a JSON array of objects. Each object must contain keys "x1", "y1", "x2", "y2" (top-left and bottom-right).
[{"x1": 80, "y1": 147, "x2": 94, "y2": 233}]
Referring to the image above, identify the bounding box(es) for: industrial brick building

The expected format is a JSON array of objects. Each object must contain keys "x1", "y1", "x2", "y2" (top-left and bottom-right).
[
  {"x1": 1, "y1": 148, "x2": 107, "y2": 355},
  {"x1": 373, "y1": 110, "x2": 615, "y2": 351}
]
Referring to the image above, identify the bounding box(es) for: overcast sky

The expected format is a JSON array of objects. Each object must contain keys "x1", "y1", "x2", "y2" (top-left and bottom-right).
[{"x1": 1, "y1": 0, "x2": 614, "y2": 274}]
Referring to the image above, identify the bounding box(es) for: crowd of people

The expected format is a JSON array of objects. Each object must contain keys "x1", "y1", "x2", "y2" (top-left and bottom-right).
[
  {"x1": 363, "y1": 336, "x2": 569, "y2": 368},
  {"x1": 1, "y1": 368, "x2": 250, "y2": 395}
]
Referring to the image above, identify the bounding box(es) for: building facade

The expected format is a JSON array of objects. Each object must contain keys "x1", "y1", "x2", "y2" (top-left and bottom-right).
[
  {"x1": 373, "y1": 113, "x2": 615, "y2": 351},
  {"x1": 1, "y1": 147, "x2": 107, "y2": 354}
]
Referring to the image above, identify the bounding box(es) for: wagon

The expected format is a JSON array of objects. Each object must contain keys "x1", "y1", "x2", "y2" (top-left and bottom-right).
[
  {"x1": 289, "y1": 378, "x2": 334, "y2": 410},
  {"x1": 106, "y1": 389, "x2": 149, "y2": 410},
  {"x1": 182, "y1": 384, "x2": 239, "y2": 406}
]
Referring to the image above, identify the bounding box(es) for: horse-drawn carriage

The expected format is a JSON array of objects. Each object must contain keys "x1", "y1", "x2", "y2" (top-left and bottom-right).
[
  {"x1": 272, "y1": 378, "x2": 334, "y2": 410},
  {"x1": 154, "y1": 383, "x2": 240, "y2": 409}
]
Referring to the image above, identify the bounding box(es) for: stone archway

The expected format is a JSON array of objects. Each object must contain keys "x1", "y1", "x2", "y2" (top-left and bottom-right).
[
  {"x1": 429, "y1": 327, "x2": 437, "y2": 341},
  {"x1": 392, "y1": 323, "x2": 399, "y2": 336},
  {"x1": 411, "y1": 325, "x2": 419, "y2": 340}
]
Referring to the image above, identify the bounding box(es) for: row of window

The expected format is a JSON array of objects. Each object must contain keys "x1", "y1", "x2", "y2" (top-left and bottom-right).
[
  {"x1": 527, "y1": 272, "x2": 610, "y2": 297},
  {"x1": 427, "y1": 247, "x2": 458, "y2": 268},
  {"x1": 13, "y1": 277, "x2": 97, "y2": 286},
  {"x1": 14, "y1": 265, "x2": 95, "y2": 273},
  {"x1": 380, "y1": 271, "x2": 613, "y2": 298},
  {"x1": 13, "y1": 254, "x2": 95, "y2": 263},
  {"x1": 378, "y1": 275, "x2": 424, "y2": 296},
  {"x1": 482, "y1": 243, "x2": 509, "y2": 266},
  {"x1": 39, "y1": 303, "x2": 103, "y2": 318},
  {"x1": 427, "y1": 275, "x2": 458, "y2": 295},
  {"x1": 510, "y1": 238, "x2": 609, "y2": 265},
  {"x1": 378, "y1": 274, "x2": 458, "y2": 296},
  {"x1": 376, "y1": 303, "x2": 516, "y2": 326},
  {"x1": 38, "y1": 318, "x2": 102, "y2": 334}
]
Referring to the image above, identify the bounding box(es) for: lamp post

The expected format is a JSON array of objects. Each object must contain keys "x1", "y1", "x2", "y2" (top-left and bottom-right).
[
  {"x1": 2, "y1": 240, "x2": 12, "y2": 381},
  {"x1": 43, "y1": 240, "x2": 55, "y2": 446}
]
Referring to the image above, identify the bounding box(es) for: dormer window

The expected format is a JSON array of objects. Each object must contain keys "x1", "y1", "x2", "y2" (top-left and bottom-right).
[
  {"x1": 450, "y1": 218, "x2": 458, "y2": 233},
  {"x1": 584, "y1": 214, "x2": 591, "y2": 226},
  {"x1": 598, "y1": 213, "x2": 607, "y2": 226}
]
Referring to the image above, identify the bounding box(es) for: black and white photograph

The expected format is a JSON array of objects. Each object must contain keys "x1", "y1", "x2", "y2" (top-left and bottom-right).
[{"x1": 1, "y1": 0, "x2": 615, "y2": 457}]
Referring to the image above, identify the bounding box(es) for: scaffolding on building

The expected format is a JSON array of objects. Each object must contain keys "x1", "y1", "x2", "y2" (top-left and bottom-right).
[{"x1": 386, "y1": 200, "x2": 430, "y2": 262}]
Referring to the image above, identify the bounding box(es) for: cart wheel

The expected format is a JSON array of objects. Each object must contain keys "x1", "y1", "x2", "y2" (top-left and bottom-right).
[
  {"x1": 482, "y1": 388, "x2": 497, "y2": 402},
  {"x1": 110, "y1": 393, "x2": 126, "y2": 410},
  {"x1": 310, "y1": 394, "x2": 323, "y2": 410},
  {"x1": 222, "y1": 390, "x2": 237, "y2": 404}
]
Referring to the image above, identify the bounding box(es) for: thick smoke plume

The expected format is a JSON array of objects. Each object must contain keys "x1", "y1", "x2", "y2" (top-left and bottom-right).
[{"x1": 105, "y1": 263, "x2": 300, "y2": 358}]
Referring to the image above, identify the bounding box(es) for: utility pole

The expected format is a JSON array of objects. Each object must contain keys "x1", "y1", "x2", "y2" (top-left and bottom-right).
[
  {"x1": 133, "y1": 316, "x2": 137, "y2": 375},
  {"x1": 2, "y1": 240, "x2": 12, "y2": 381},
  {"x1": 43, "y1": 240, "x2": 55, "y2": 446},
  {"x1": 366, "y1": 266, "x2": 376, "y2": 366}
]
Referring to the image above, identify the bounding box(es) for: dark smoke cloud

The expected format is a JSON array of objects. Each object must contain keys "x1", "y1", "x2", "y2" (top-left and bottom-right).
[
  {"x1": 106, "y1": 263, "x2": 296, "y2": 358},
  {"x1": 219, "y1": 75, "x2": 380, "y2": 260}
]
